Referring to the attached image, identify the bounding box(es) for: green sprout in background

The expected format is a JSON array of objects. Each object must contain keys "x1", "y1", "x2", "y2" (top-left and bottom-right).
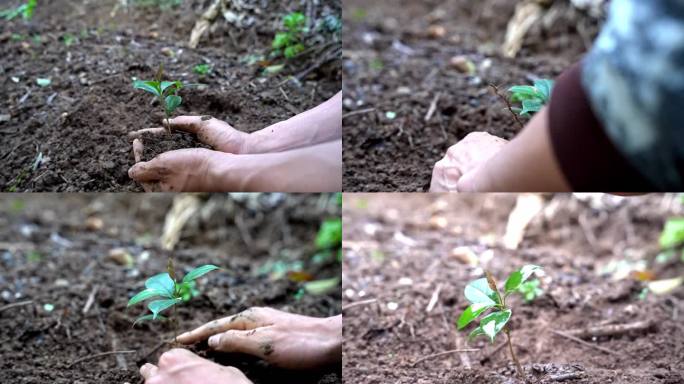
[
  {"x1": 517, "y1": 278, "x2": 543, "y2": 303},
  {"x1": 133, "y1": 65, "x2": 184, "y2": 133},
  {"x1": 193, "y1": 63, "x2": 212, "y2": 76},
  {"x1": 128, "y1": 262, "x2": 219, "y2": 342},
  {"x1": 272, "y1": 12, "x2": 308, "y2": 59},
  {"x1": 509, "y1": 79, "x2": 554, "y2": 117},
  {"x1": 0, "y1": 0, "x2": 37, "y2": 21},
  {"x1": 457, "y1": 265, "x2": 543, "y2": 380}
]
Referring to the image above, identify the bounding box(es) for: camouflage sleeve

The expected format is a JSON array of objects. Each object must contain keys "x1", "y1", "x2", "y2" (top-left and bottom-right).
[{"x1": 581, "y1": 0, "x2": 684, "y2": 190}]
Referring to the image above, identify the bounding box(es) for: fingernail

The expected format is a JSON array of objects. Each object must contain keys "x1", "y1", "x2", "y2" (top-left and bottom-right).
[{"x1": 208, "y1": 335, "x2": 219, "y2": 347}]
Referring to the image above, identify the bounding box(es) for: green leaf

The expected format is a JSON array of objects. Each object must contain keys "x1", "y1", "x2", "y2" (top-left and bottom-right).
[
  {"x1": 479, "y1": 309, "x2": 512, "y2": 343},
  {"x1": 504, "y1": 265, "x2": 541, "y2": 293},
  {"x1": 304, "y1": 277, "x2": 340, "y2": 295},
  {"x1": 182, "y1": 264, "x2": 220, "y2": 283},
  {"x1": 177, "y1": 281, "x2": 195, "y2": 301},
  {"x1": 508, "y1": 85, "x2": 540, "y2": 102},
  {"x1": 659, "y1": 218, "x2": 684, "y2": 248},
  {"x1": 272, "y1": 32, "x2": 291, "y2": 49},
  {"x1": 464, "y1": 278, "x2": 499, "y2": 306},
  {"x1": 284, "y1": 12, "x2": 306, "y2": 31},
  {"x1": 457, "y1": 302, "x2": 495, "y2": 330},
  {"x1": 160, "y1": 81, "x2": 177, "y2": 94},
  {"x1": 316, "y1": 218, "x2": 342, "y2": 249},
  {"x1": 148, "y1": 298, "x2": 181, "y2": 319},
  {"x1": 520, "y1": 99, "x2": 543, "y2": 116},
  {"x1": 264, "y1": 64, "x2": 285, "y2": 75},
  {"x1": 534, "y1": 79, "x2": 554, "y2": 101},
  {"x1": 468, "y1": 325, "x2": 486, "y2": 341},
  {"x1": 165, "y1": 95, "x2": 182, "y2": 114},
  {"x1": 504, "y1": 271, "x2": 522, "y2": 293},
  {"x1": 133, "y1": 314, "x2": 167, "y2": 326},
  {"x1": 127, "y1": 288, "x2": 171, "y2": 307},
  {"x1": 145, "y1": 273, "x2": 175, "y2": 297},
  {"x1": 134, "y1": 80, "x2": 161, "y2": 97},
  {"x1": 284, "y1": 43, "x2": 306, "y2": 59}
]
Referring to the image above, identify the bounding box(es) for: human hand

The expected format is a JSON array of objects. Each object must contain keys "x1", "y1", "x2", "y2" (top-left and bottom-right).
[
  {"x1": 129, "y1": 116, "x2": 250, "y2": 154},
  {"x1": 129, "y1": 146, "x2": 229, "y2": 192},
  {"x1": 176, "y1": 307, "x2": 342, "y2": 370},
  {"x1": 139, "y1": 348, "x2": 252, "y2": 384},
  {"x1": 430, "y1": 132, "x2": 508, "y2": 192}
]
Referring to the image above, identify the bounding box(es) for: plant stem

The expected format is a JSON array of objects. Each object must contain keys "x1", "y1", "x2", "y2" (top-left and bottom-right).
[
  {"x1": 489, "y1": 84, "x2": 525, "y2": 131},
  {"x1": 505, "y1": 328, "x2": 525, "y2": 381},
  {"x1": 172, "y1": 304, "x2": 178, "y2": 344}
]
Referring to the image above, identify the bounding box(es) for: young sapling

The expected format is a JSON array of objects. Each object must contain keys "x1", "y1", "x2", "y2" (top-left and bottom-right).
[
  {"x1": 508, "y1": 79, "x2": 554, "y2": 117},
  {"x1": 127, "y1": 261, "x2": 219, "y2": 343},
  {"x1": 457, "y1": 265, "x2": 542, "y2": 380},
  {"x1": 0, "y1": 0, "x2": 37, "y2": 21},
  {"x1": 272, "y1": 12, "x2": 308, "y2": 59},
  {"x1": 133, "y1": 65, "x2": 184, "y2": 134}
]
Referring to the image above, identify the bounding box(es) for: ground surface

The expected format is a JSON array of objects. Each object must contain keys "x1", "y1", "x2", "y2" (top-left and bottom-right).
[
  {"x1": 342, "y1": 0, "x2": 599, "y2": 191},
  {"x1": 0, "y1": 0, "x2": 341, "y2": 191},
  {"x1": 0, "y1": 193, "x2": 341, "y2": 384},
  {"x1": 342, "y1": 193, "x2": 684, "y2": 383}
]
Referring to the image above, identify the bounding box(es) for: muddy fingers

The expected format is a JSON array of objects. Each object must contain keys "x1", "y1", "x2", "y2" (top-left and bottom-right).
[{"x1": 176, "y1": 308, "x2": 263, "y2": 344}]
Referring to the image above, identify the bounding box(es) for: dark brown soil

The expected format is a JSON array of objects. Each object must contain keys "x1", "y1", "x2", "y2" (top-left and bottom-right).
[
  {"x1": 0, "y1": 193, "x2": 341, "y2": 384},
  {"x1": 342, "y1": 193, "x2": 684, "y2": 383},
  {"x1": 342, "y1": 0, "x2": 600, "y2": 191},
  {"x1": 138, "y1": 130, "x2": 212, "y2": 162},
  {"x1": 0, "y1": 0, "x2": 341, "y2": 192}
]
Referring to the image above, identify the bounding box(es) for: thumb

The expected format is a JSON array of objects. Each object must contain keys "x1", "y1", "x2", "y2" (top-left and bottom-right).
[
  {"x1": 456, "y1": 168, "x2": 483, "y2": 192},
  {"x1": 129, "y1": 161, "x2": 164, "y2": 182},
  {"x1": 208, "y1": 329, "x2": 271, "y2": 358}
]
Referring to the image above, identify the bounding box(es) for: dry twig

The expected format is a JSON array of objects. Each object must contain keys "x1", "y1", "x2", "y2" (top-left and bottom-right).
[
  {"x1": 342, "y1": 299, "x2": 378, "y2": 311},
  {"x1": 68, "y1": 350, "x2": 137, "y2": 368},
  {"x1": 0, "y1": 300, "x2": 33, "y2": 313},
  {"x1": 551, "y1": 330, "x2": 621, "y2": 356},
  {"x1": 410, "y1": 348, "x2": 479, "y2": 367}
]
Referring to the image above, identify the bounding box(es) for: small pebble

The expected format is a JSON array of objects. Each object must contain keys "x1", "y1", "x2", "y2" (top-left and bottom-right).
[
  {"x1": 387, "y1": 302, "x2": 399, "y2": 310},
  {"x1": 449, "y1": 55, "x2": 476, "y2": 74},
  {"x1": 427, "y1": 25, "x2": 446, "y2": 39}
]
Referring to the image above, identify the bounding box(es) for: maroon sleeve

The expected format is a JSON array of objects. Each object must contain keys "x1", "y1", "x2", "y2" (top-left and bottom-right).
[{"x1": 548, "y1": 61, "x2": 654, "y2": 191}]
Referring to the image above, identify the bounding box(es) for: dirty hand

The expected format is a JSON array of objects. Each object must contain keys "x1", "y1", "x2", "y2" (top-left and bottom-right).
[
  {"x1": 139, "y1": 348, "x2": 252, "y2": 384},
  {"x1": 129, "y1": 146, "x2": 229, "y2": 192},
  {"x1": 129, "y1": 116, "x2": 250, "y2": 154},
  {"x1": 176, "y1": 307, "x2": 342, "y2": 370},
  {"x1": 430, "y1": 132, "x2": 508, "y2": 192}
]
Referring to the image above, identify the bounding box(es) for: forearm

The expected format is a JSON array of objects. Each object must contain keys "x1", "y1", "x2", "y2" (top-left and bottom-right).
[
  {"x1": 459, "y1": 107, "x2": 571, "y2": 192},
  {"x1": 212, "y1": 140, "x2": 342, "y2": 192},
  {"x1": 244, "y1": 92, "x2": 342, "y2": 154}
]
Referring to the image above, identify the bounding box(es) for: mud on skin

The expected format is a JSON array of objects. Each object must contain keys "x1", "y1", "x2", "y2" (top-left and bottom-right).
[
  {"x1": 0, "y1": 0, "x2": 341, "y2": 192},
  {"x1": 0, "y1": 194, "x2": 341, "y2": 384}
]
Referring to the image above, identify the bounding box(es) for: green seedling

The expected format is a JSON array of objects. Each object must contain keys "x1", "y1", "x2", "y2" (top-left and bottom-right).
[
  {"x1": 193, "y1": 64, "x2": 211, "y2": 76},
  {"x1": 457, "y1": 265, "x2": 542, "y2": 380},
  {"x1": 128, "y1": 261, "x2": 219, "y2": 342},
  {"x1": 0, "y1": 0, "x2": 37, "y2": 21},
  {"x1": 272, "y1": 12, "x2": 308, "y2": 59},
  {"x1": 133, "y1": 65, "x2": 184, "y2": 133},
  {"x1": 517, "y1": 278, "x2": 543, "y2": 303},
  {"x1": 509, "y1": 79, "x2": 554, "y2": 117}
]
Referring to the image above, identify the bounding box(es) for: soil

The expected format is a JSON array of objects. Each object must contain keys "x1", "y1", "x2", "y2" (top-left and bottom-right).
[
  {"x1": 0, "y1": 0, "x2": 341, "y2": 192},
  {"x1": 0, "y1": 193, "x2": 342, "y2": 384},
  {"x1": 342, "y1": 0, "x2": 601, "y2": 191},
  {"x1": 342, "y1": 193, "x2": 684, "y2": 383}
]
